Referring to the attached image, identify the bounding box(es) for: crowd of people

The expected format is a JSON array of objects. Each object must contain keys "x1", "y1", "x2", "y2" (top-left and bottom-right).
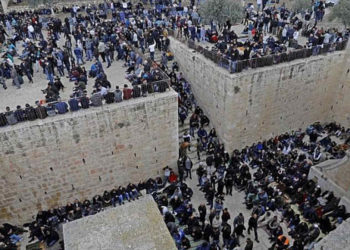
[
  {"x1": 172, "y1": 1, "x2": 349, "y2": 72},
  {"x1": 0, "y1": 0, "x2": 348, "y2": 103},
  {"x1": 152, "y1": 65, "x2": 350, "y2": 250},
  {"x1": 0, "y1": 174, "x2": 185, "y2": 249},
  {"x1": 0, "y1": 78, "x2": 169, "y2": 127},
  {"x1": 0, "y1": 1, "x2": 176, "y2": 125},
  {"x1": 1, "y1": 1, "x2": 350, "y2": 250}
]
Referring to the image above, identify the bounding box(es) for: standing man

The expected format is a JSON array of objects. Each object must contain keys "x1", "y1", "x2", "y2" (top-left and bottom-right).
[
  {"x1": 198, "y1": 204, "x2": 207, "y2": 228},
  {"x1": 196, "y1": 138, "x2": 203, "y2": 160},
  {"x1": 149, "y1": 42, "x2": 156, "y2": 61},
  {"x1": 247, "y1": 213, "x2": 259, "y2": 242},
  {"x1": 74, "y1": 45, "x2": 84, "y2": 65},
  {"x1": 185, "y1": 157, "x2": 192, "y2": 179},
  {"x1": 225, "y1": 173, "x2": 233, "y2": 195},
  {"x1": 256, "y1": 0, "x2": 262, "y2": 11}
]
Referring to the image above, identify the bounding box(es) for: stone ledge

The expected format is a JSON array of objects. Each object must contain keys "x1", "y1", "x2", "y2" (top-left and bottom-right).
[
  {"x1": 63, "y1": 195, "x2": 177, "y2": 250},
  {"x1": 0, "y1": 89, "x2": 178, "y2": 133}
]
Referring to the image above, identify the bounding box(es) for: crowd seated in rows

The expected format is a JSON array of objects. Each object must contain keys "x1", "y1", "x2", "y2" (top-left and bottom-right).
[{"x1": 0, "y1": 176, "x2": 175, "y2": 249}]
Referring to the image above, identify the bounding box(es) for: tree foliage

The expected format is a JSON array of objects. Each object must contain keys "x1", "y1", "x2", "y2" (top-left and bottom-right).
[
  {"x1": 28, "y1": 0, "x2": 52, "y2": 8},
  {"x1": 329, "y1": 0, "x2": 350, "y2": 27},
  {"x1": 199, "y1": 0, "x2": 244, "y2": 26},
  {"x1": 291, "y1": 0, "x2": 312, "y2": 13}
]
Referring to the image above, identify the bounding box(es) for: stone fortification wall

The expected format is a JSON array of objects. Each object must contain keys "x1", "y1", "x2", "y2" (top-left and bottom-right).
[
  {"x1": 308, "y1": 153, "x2": 350, "y2": 210},
  {"x1": 330, "y1": 42, "x2": 350, "y2": 127},
  {"x1": 170, "y1": 37, "x2": 349, "y2": 151},
  {"x1": 0, "y1": 90, "x2": 179, "y2": 224}
]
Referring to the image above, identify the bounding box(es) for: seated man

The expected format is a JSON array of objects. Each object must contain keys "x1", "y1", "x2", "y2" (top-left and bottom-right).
[
  {"x1": 44, "y1": 228, "x2": 59, "y2": 247},
  {"x1": 68, "y1": 95, "x2": 80, "y2": 112},
  {"x1": 54, "y1": 99, "x2": 68, "y2": 114},
  {"x1": 14, "y1": 105, "x2": 26, "y2": 122},
  {"x1": 25, "y1": 104, "x2": 38, "y2": 121},
  {"x1": 0, "y1": 223, "x2": 26, "y2": 246},
  {"x1": 90, "y1": 90, "x2": 103, "y2": 107},
  {"x1": 267, "y1": 216, "x2": 279, "y2": 233},
  {"x1": 122, "y1": 84, "x2": 132, "y2": 100},
  {"x1": 89, "y1": 62, "x2": 99, "y2": 78},
  {"x1": 4, "y1": 107, "x2": 17, "y2": 125}
]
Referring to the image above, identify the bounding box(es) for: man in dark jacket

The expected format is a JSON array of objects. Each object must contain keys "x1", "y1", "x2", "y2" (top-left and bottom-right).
[
  {"x1": 68, "y1": 95, "x2": 80, "y2": 111},
  {"x1": 0, "y1": 112, "x2": 7, "y2": 126},
  {"x1": 35, "y1": 101, "x2": 48, "y2": 119},
  {"x1": 80, "y1": 92, "x2": 90, "y2": 109},
  {"x1": 14, "y1": 105, "x2": 26, "y2": 122},
  {"x1": 132, "y1": 85, "x2": 141, "y2": 98},
  {"x1": 104, "y1": 91, "x2": 115, "y2": 104},
  {"x1": 198, "y1": 204, "x2": 206, "y2": 227},
  {"x1": 25, "y1": 104, "x2": 37, "y2": 121},
  {"x1": 222, "y1": 222, "x2": 232, "y2": 248},
  {"x1": 245, "y1": 238, "x2": 253, "y2": 250},
  {"x1": 248, "y1": 213, "x2": 259, "y2": 242}
]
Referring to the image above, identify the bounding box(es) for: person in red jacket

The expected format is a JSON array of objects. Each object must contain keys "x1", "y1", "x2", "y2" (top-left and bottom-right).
[{"x1": 123, "y1": 84, "x2": 132, "y2": 100}]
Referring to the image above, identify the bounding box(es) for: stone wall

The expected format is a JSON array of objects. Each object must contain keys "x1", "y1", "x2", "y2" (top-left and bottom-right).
[
  {"x1": 330, "y1": 42, "x2": 350, "y2": 127},
  {"x1": 0, "y1": 90, "x2": 179, "y2": 225},
  {"x1": 308, "y1": 153, "x2": 350, "y2": 210},
  {"x1": 63, "y1": 195, "x2": 177, "y2": 250},
  {"x1": 314, "y1": 218, "x2": 350, "y2": 250},
  {"x1": 1, "y1": 0, "x2": 9, "y2": 12},
  {"x1": 170, "y1": 37, "x2": 349, "y2": 151}
]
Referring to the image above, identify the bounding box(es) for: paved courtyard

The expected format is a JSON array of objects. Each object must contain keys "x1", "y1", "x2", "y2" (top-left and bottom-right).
[{"x1": 0, "y1": 37, "x2": 130, "y2": 110}]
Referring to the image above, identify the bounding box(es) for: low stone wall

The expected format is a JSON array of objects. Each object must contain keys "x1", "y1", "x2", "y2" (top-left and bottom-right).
[
  {"x1": 314, "y1": 218, "x2": 350, "y2": 250},
  {"x1": 63, "y1": 195, "x2": 177, "y2": 250},
  {"x1": 0, "y1": 90, "x2": 179, "y2": 224},
  {"x1": 308, "y1": 153, "x2": 350, "y2": 210}
]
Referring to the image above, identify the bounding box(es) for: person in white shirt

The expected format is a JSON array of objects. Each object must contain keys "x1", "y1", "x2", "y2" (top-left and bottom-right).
[
  {"x1": 132, "y1": 32, "x2": 138, "y2": 46},
  {"x1": 257, "y1": 0, "x2": 262, "y2": 11},
  {"x1": 282, "y1": 25, "x2": 288, "y2": 42},
  {"x1": 28, "y1": 24, "x2": 35, "y2": 40},
  {"x1": 122, "y1": 1, "x2": 128, "y2": 9},
  {"x1": 324, "y1": 32, "x2": 331, "y2": 44},
  {"x1": 149, "y1": 42, "x2": 156, "y2": 61},
  {"x1": 293, "y1": 30, "x2": 299, "y2": 41},
  {"x1": 99, "y1": 86, "x2": 108, "y2": 96}
]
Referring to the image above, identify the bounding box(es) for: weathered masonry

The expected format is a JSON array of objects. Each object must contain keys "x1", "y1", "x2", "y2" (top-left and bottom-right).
[
  {"x1": 0, "y1": 90, "x2": 179, "y2": 224},
  {"x1": 63, "y1": 195, "x2": 177, "y2": 250},
  {"x1": 170, "y1": 38, "x2": 350, "y2": 151}
]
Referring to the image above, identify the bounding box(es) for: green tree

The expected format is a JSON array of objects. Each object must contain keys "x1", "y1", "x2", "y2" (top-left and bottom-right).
[
  {"x1": 292, "y1": 0, "x2": 312, "y2": 13},
  {"x1": 198, "y1": 0, "x2": 244, "y2": 27},
  {"x1": 28, "y1": 0, "x2": 51, "y2": 8},
  {"x1": 329, "y1": 0, "x2": 350, "y2": 27}
]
